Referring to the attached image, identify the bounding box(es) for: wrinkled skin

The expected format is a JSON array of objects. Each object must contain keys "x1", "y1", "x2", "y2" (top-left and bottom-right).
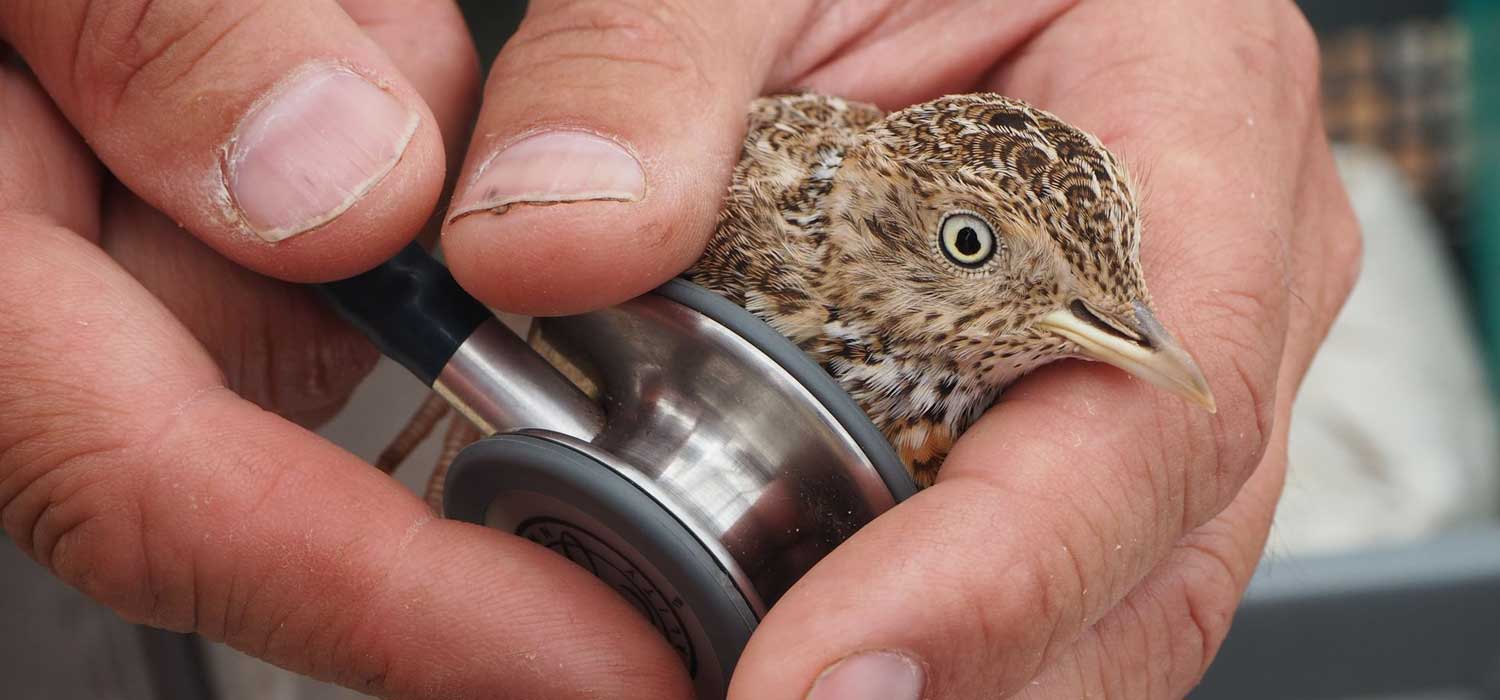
[{"x1": 0, "y1": 1, "x2": 1357, "y2": 698}]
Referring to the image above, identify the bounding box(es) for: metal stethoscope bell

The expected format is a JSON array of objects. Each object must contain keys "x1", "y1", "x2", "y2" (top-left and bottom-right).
[{"x1": 321, "y1": 245, "x2": 916, "y2": 699}]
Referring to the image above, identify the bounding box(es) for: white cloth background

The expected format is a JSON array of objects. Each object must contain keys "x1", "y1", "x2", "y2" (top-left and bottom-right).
[{"x1": 1269, "y1": 145, "x2": 1499, "y2": 556}]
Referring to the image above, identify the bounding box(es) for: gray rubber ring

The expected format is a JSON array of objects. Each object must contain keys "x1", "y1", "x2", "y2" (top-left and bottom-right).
[
  {"x1": 656, "y1": 279, "x2": 918, "y2": 502},
  {"x1": 444, "y1": 433, "x2": 757, "y2": 692}
]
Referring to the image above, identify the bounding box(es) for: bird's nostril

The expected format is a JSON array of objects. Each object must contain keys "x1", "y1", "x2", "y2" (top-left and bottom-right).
[{"x1": 1069, "y1": 300, "x2": 1148, "y2": 347}]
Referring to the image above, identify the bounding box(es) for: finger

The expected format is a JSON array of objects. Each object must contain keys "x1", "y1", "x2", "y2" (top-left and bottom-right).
[
  {"x1": 729, "y1": 3, "x2": 1347, "y2": 699},
  {"x1": 1016, "y1": 449, "x2": 1283, "y2": 700},
  {"x1": 440, "y1": 0, "x2": 812, "y2": 315},
  {"x1": 1018, "y1": 301, "x2": 1311, "y2": 700},
  {"x1": 0, "y1": 0, "x2": 447, "y2": 281},
  {"x1": 0, "y1": 64, "x2": 690, "y2": 700},
  {"x1": 0, "y1": 59, "x2": 98, "y2": 237},
  {"x1": 1023, "y1": 444, "x2": 1290, "y2": 699},
  {"x1": 0, "y1": 240, "x2": 692, "y2": 699},
  {"x1": 338, "y1": 0, "x2": 481, "y2": 176},
  {"x1": 98, "y1": 0, "x2": 482, "y2": 425},
  {"x1": 1282, "y1": 125, "x2": 1363, "y2": 386},
  {"x1": 100, "y1": 189, "x2": 378, "y2": 427},
  {"x1": 784, "y1": 0, "x2": 1078, "y2": 107}
]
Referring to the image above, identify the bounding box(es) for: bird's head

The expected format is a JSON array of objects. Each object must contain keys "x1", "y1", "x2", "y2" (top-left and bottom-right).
[{"x1": 821, "y1": 94, "x2": 1214, "y2": 411}]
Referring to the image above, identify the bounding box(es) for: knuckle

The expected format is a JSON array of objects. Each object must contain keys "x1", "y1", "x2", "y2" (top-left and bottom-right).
[
  {"x1": 1276, "y1": 1, "x2": 1323, "y2": 84},
  {"x1": 1173, "y1": 547, "x2": 1244, "y2": 687},
  {"x1": 914, "y1": 486, "x2": 1085, "y2": 694},
  {"x1": 0, "y1": 429, "x2": 112, "y2": 562},
  {"x1": 1324, "y1": 204, "x2": 1364, "y2": 306},
  {"x1": 1269, "y1": 1, "x2": 1323, "y2": 113},
  {"x1": 0, "y1": 426, "x2": 165, "y2": 621},
  {"x1": 1216, "y1": 1, "x2": 1321, "y2": 125},
  {"x1": 0, "y1": 220, "x2": 211, "y2": 631},
  {"x1": 0, "y1": 397, "x2": 220, "y2": 634},
  {"x1": 1098, "y1": 549, "x2": 1242, "y2": 698},
  {"x1": 500, "y1": 0, "x2": 711, "y2": 87},
  {"x1": 964, "y1": 554, "x2": 1063, "y2": 691},
  {"x1": 71, "y1": 0, "x2": 265, "y2": 121},
  {"x1": 1187, "y1": 288, "x2": 1279, "y2": 513},
  {"x1": 972, "y1": 513, "x2": 1092, "y2": 689},
  {"x1": 347, "y1": 0, "x2": 479, "y2": 84}
]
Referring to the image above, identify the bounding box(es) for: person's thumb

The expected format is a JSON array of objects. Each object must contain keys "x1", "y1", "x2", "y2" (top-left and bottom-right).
[
  {"x1": 0, "y1": 0, "x2": 450, "y2": 281},
  {"x1": 442, "y1": 1, "x2": 809, "y2": 315}
]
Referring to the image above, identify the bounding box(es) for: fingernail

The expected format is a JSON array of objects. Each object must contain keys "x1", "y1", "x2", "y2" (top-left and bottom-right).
[
  {"x1": 226, "y1": 64, "x2": 419, "y2": 242},
  {"x1": 449, "y1": 131, "x2": 644, "y2": 220},
  {"x1": 807, "y1": 651, "x2": 926, "y2": 700}
]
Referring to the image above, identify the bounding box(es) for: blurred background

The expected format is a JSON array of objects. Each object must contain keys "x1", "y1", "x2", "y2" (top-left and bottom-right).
[{"x1": 5, "y1": 1, "x2": 1500, "y2": 698}]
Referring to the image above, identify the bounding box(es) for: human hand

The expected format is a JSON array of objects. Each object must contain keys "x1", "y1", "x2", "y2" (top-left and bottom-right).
[
  {"x1": 0, "y1": 2, "x2": 694, "y2": 698},
  {"x1": 442, "y1": 1, "x2": 1360, "y2": 698}
]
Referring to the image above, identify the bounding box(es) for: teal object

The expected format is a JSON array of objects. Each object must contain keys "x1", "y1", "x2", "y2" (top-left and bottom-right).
[{"x1": 1465, "y1": 0, "x2": 1500, "y2": 391}]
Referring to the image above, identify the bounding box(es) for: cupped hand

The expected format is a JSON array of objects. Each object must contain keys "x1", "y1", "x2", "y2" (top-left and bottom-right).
[
  {"x1": 445, "y1": 1, "x2": 1360, "y2": 698},
  {"x1": 0, "y1": 2, "x2": 692, "y2": 698}
]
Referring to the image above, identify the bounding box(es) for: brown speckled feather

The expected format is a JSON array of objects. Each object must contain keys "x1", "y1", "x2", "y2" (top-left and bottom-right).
[{"x1": 687, "y1": 92, "x2": 1150, "y2": 486}]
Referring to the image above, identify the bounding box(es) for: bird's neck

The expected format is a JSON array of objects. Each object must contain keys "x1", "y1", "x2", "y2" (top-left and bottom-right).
[{"x1": 807, "y1": 330, "x2": 1002, "y2": 485}]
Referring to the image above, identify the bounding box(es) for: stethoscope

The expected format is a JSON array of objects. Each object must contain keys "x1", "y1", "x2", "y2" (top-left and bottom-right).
[{"x1": 319, "y1": 244, "x2": 917, "y2": 699}]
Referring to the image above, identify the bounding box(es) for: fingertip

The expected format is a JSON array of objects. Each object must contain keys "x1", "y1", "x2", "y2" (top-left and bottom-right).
[
  {"x1": 212, "y1": 62, "x2": 448, "y2": 282},
  {"x1": 443, "y1": 190, "x2": 712, "y2": 315},
  {"x1": 4, "y1": 1, "x2": 454, "y2": 282},
  {"x1": 441, "y1": 118, "x2": 730, "y2": 313},
  {"x1": 440, "y1": 104, "x2": 734, "y2": 312},
  {"x1": 727, "y1": 480, "x2": 1085, "y2": 700},
  {"x1": 436, "y1": 0, "x2": 773, "y2": 313}
]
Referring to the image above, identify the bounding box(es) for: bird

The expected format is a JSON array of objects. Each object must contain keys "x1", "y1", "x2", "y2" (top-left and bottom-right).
[
  {"x1": 684, "y1": 92, "x2": 1214, "y2": 485},
  {"x1": 382, "y1": 91, "x2": 1215, "y2": 494}
]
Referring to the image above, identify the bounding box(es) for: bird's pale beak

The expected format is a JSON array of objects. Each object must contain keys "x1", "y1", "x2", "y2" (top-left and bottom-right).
[{"x1": 1037, "y1": 301, "x2": 1216, "y2": 413}]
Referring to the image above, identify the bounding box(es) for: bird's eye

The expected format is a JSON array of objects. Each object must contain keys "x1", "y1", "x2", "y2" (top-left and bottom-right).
[{"x1": 938, "y1": 212, "x2": 998, "y2": 269}]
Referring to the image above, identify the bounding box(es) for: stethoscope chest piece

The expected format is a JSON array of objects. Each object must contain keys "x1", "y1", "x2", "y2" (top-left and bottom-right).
[
  {"x1": 442, "y1": 279, "x2": 917, "y2": 699},
  {"x1": 445, "y1": 431, "x2": 756, "y2": 697}
]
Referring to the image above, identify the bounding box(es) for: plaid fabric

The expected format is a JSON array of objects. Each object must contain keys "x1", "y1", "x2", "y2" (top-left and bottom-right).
[{"x1": 1321, "y1": 19, "x2": 1472, "y2": 233}]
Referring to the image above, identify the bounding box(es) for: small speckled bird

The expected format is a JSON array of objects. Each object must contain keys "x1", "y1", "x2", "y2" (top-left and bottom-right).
[
  {"x1": 384, "y1": 92, "x2": 1215, "y2": 493},
  {"x1": 685, "y1": 92, "x2": 1213, "y2": 485}
]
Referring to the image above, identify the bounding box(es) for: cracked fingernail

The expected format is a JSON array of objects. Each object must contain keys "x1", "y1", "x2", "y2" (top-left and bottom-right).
[
  {"x1": 226, "y1": 64, "x2": 418, "y2": 242},
  {"x1": 449, "y1": 131, "x2": 644, "y2": 220}
]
